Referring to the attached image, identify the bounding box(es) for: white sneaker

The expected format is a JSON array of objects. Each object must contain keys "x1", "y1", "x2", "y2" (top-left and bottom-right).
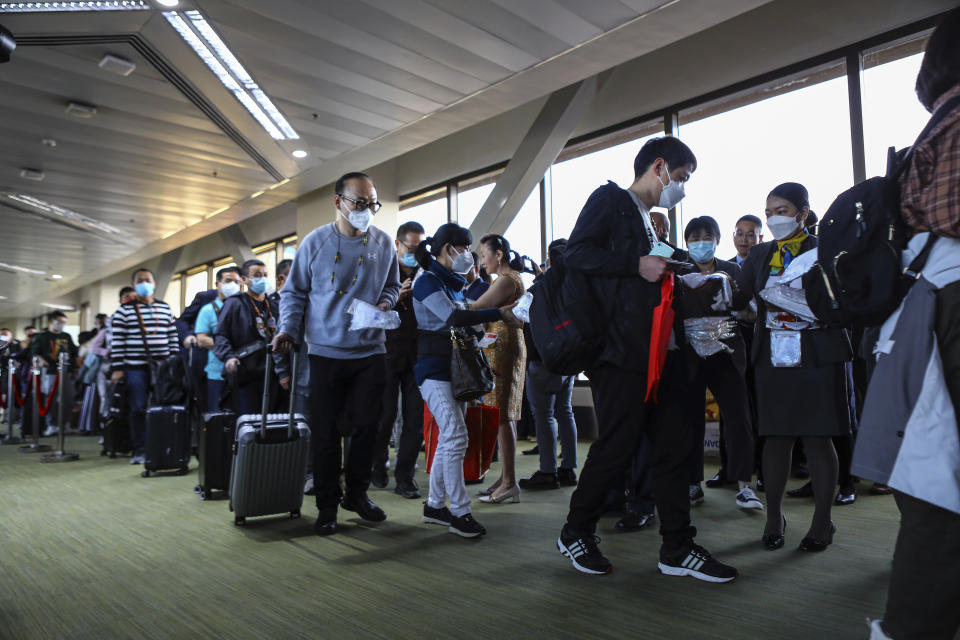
[
  {"x1": 130, "y1": 454, "x2": 145, "y2": 465},
  {"x1": 98, "y1": 437, "x2": 104, "y2": 445},
  {"x1": 42, "y1": 425, "x2": 59, "y2": 437},
  {"x1": 736, "y1": 486, "x2": 764, "y2": 510}
]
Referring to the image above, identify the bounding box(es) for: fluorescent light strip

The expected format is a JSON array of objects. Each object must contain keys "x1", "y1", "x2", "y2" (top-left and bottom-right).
[
  {"x1": 0, "y1": 262, "x2": 46, "y2": 276},
  {"x1": 165, "y1": 11, "x2": 299, "y2": 141},
  {"x1": 0, "y1": 1, "x2": 149, "y2": 11},
  {"x1": 5, "y1": 193, "x2": 125, "y2": 237}
]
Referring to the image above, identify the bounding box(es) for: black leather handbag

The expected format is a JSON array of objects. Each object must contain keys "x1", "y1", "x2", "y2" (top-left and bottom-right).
[
  {"x1": 233, "y1": 339, "x2": 267, "y2": 385},
  {"x1": 450, "y1": 328, "x2": 495, "y2": 402}
]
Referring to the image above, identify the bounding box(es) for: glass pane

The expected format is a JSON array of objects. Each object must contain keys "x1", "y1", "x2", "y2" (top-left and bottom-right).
[
  {"x1": 183, "y1": 271, "x2": 209, "y2": 309},
  {"x1": 400, "y1": 196, "x2": 448, "y2": 236},
  {"x1": 549, "y1": 132, "x2": 664, "y2": 243},
  {"x1": 457, "y1": 182, "x2": 494, "y2": 230},
  {"x1": 165, "y1": 277, "x2": 182, "y2": 318},
  {"x1": 255, "y1": 248, "x2": 276, "y2": 284},
  {"x1": 678, "y1": 69, "x2": 853, "y2": 260},
  {"x1": 505, "y1": 184, "x2": 543, "y2": 264},
  {"x1": 862, "y1": 51, "x2": 929, "y2": 179}
]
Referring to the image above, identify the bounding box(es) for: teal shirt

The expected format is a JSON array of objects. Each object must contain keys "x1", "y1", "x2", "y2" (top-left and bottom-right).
[{"x1": 195, "y1": 299, "x2": 225, "y2": 381}]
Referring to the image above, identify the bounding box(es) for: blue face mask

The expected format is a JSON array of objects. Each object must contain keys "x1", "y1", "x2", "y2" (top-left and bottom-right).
[
  {"x1": 688, "y1": 240, "x2": 717, "y2": 264},
  {"x1": 400, "y1": 253, "x2": 418, "y2": 268},
  {"x1": 249, "y1": 277, "x2": 267, "y2": 294},
  {"x1": 135, "y1": 282, "x2": 155, "y2": 298}
]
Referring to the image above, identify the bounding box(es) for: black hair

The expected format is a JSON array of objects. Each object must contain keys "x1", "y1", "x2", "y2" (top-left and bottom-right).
[
  {"x1": 479, "y1": 234, "x2": 526, "y2": 272},
  {"x1": 131, "y1": 267, "x2": 154, "y2": 283},
  {"x1": 119, "y1": 286, "x2": 135, "y2": 302},
  {"x1": 0, "y1": 328, "x2": 9, "y2": 332},
  {"x1": 415, "y1": 223, "x2": 473, "y2": 270},
  {"x1": 216, "y1": 266, "x2": 241, "y2": 282},
  {"x1": 24, "y1": 326, "x2": 35, "y2": 332},
  {"x1": 548, "y1": 238, "x2": 567, "y2": 265},
  {"x1": 276, "y1": 260, "x2": 292, "y2": 279},
  {"x1": 241, "y1": 259, "x2": 265, "y2": 277},
  {"x1": 768, "y1": 182, "x2": 809, "y2": 211},
  {"x1": 916, "y1": 7, "x2": 960, "y2": 112},
  {"x1": 633, "y1": 136, "x2": 697, "y2": 179},
  {"x1": 805, "y1": 210, "x2": 819, "y2": 234},
  {"x1": 478, "y1": 266, "x2": 492, "y2": 283},
  {"x1": 683, "y1": 216, "x2": 722, "y2": 242},
  {"x1": 95, "y1": 313, "x2": 108, "y2": 320},
  {"x1": 335, "y1": 172, "x2": 372, "y2": 195},
  {"x1": 396, "y1": 221, "x2": 425, "y2": 240},
  {"x1": 47, "y1": 311, "x2": 67, "y2": 322},
  {"x1": 470, "y1": 251, "x2": 480, "y2": 269},
  {"x1": 736, "y1": 214, "x2": 763, "y2": 232}
]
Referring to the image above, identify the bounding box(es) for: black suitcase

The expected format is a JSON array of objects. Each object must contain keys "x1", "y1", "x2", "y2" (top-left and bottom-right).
[
  {"x1": 101, "y1": 416, "x2": 133, "y2": 458},
  {"x1": 142, "y1": 406, "x2": 191, "y2": 477},
  {"x1": 195, "y1": 411, "x2": 236, "y2": 499}
]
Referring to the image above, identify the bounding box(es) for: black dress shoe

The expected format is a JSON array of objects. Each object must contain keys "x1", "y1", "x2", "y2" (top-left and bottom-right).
[
  {"x1": 522, "y1": 445, "x2": 539, "y2": 456},
  {"x1": 870, "y1": 483, "x2": 894, "y2": 496},
  {"x1": 394, "y1": 480, "x2": 421, "y2": 499},
  {"x1": 762, "y1": 515, "x2": 786, "y2": 550},
  {"x1": 314, "y1": 511, "x2": 339, "y2": 536},
  {"x1": 341, "y1": 493, "x2": 387, "y2": 522},
  {"x1": 557, "y1": 468, "x2": 578, "y2": 487},
  {"x1": 787, "y1": 482, "x2": 814, "y2": 498},
  {"x1": 799, "y1": 522, "x2": 836, "y2": 552},
  {"x1": 518, "y1": 470, "x2": 560, "y2": 490},
  {"x1": 705, "y1": 470, "x2": 731, "y2": 488},
  {"x1": 371, "y1": 466, "x2": 389, "y2": 489},
  {"x1": 616, "y1": 511, "x2": 655, "y2": 532},
  {"x1": 835, "y1": 484, "x2": 856, "y2": 506}
]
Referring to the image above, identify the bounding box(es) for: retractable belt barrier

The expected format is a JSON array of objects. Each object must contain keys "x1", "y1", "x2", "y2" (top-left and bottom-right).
[
  {"x1": 41, "y1": 352, "x2": 80, "y2": 463},
  {"x1": 19, "y1": 357, "x2": 51, "y2": 453}
]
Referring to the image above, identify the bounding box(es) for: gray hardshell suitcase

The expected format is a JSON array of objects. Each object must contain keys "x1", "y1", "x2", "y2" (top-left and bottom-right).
[{"x1": 229, "y1": 350, "x2": 310, "y2": 526}]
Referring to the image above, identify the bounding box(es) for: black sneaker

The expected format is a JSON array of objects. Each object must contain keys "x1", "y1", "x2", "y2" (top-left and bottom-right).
[
  {"x1": 521, "y1": 445, "x2": 539, "y2": 456},
  {"x1": 371, "y1": 466, "x2": 389, "y2": 489},
  {"x1": 689, "y1": 484, "x2": 705, "y2": 506},
  {"x1": 557, "y1": 468, "x2": 578, "y2": 487},
  {"x1": 341, "y1": 493, "x2": 387, "y2": 522},
  {"x1": 449, "y1": 513, "x2": 486, "y2": 538},
  {"x1": 658, "y1": 543, "x2": 738, "y2": 583},
  {"x1": 422, "y1": 503, "x2": 452, "y2": 526},
  {"x1": 395, "y1": 479, "x2": 421, "y2": 499},
  {"x1": 705, "y1": 470, "x2": 731, "y2": 488},
  {"x1": 518, "y1": 470, "x2": 560, "y2": 490},
  {"x1": 557, "y1": 527, "x2": 613, "y2": 575},
  {"x1": 616, "y1": 511, "x2": 655, "y2": 532}
]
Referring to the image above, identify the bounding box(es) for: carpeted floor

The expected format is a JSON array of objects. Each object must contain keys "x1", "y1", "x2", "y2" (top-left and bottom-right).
[{"x1": 0, "y1": 433, "x2": 901, "y2": 640}]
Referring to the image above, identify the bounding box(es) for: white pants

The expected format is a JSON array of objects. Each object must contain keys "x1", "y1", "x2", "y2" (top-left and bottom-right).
[{"x1": 420, "y1": 379, "x2": 470, "y2": 517}]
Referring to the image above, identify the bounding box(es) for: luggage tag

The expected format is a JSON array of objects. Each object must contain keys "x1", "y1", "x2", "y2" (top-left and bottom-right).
[
  {"x1": 650, "y1": 242, "x2": 674, "y2": 259},
  {"x1": 770, "y1": 330, "x2": 802, "y2": 367},
  {"x1": 478, "y1": 333, "x2": 498, "y2": 348}
]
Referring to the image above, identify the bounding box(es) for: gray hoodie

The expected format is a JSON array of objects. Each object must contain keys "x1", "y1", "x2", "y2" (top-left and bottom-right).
[{"x1": 279, "y1": 222, "x2": 400, "y2": 359}]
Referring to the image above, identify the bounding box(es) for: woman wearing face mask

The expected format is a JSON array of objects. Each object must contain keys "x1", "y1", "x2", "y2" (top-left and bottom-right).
[
  {"x1": 678, "y1": 216, "x2": 762, "y2": 512},
  {"x1": 412, "y1": 223, "x2": 521, "y2": 538},
  {"x1": 736, "y1": 182, "x2": 853, "y2": 552},
  {"x1": 471, "y1": 234, "x2": 528, "y2": 504}
]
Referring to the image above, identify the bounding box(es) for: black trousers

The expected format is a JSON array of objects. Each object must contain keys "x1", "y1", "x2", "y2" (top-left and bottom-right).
[
  {"x1": 566, "y1": 353, "x2": 696, "y2": 548},
  {"x1": 688, "y1": 352, "x2": 754, "y2": 484},
  {"x1": 309, "y1": 354, "x2": 386, "y2": 513},
  {"x1": 625, "y1": 432, "x2": 655, "y2": 515},
  {"x1": 372, "y1": 353, "x2": 424, "y2": 484}
]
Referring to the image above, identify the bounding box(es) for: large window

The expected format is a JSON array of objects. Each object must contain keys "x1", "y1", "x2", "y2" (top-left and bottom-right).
[
  {"x1": 399, "y1": 188, "x2": 447, "y2": 236},
  {"x1": 165, "y1": 276, "x2": 182, "y2": 317},
  {"x1": 456, "y1": 175, "x2": 496, "y2": 230},
  {"x1": 183, "y1": 268, "x2": 209, "y2": 309}
]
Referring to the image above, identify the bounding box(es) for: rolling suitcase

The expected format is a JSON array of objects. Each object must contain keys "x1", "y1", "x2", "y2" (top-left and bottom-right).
[
  {"x1": 229, "y1": 350, "x2": 310, "y2": 526},
  {"x1": 195, "y1": 411, "x2": 236, "y2": 500},
  {"x1": 142, "y1": 406, "x2": 191, "y2": 477},
  {"x1": 101, "y1": 381, "x2": 132, "y2": 458},
  {"x1": 423, "y1": 402, "x2": 499, "y2": 481}
]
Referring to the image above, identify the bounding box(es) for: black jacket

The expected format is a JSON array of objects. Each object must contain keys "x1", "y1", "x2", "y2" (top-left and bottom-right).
[
  {"x1": 176, "y1": 289, "x2": 218, "y2": 343},
  {"x1": 565, "y1": 182, "x2": 666, "y2": 372},
  {"x1": 31, "y1": 330, "x2": 78, "y2": 374},
  {"x1": 736, "y1": 236, "x2": 852, "y2": 368},
  {"x1": 214, "y1": 293, "x2": 280, "y2": 365},
  {"x1": 385, "y1": 262, "x2": 419, "y2": 362}
]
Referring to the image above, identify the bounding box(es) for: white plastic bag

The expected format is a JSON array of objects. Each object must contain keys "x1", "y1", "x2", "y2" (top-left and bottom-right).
[
  {"x1": 683, "y1": 316, "x2": 738, "y2": 358},
  {"x1": 677, "y1": 272, "x2": 734, "y2": 311},
  {"x1": 347, "y1": 299, "x2": 401, "y2": 331},
  {"x1": 759, "y1": 285, "x2": 818, "y2": 323},
  {"x1": 513, "y1": 291, "x2": 533, "y2": 323}
]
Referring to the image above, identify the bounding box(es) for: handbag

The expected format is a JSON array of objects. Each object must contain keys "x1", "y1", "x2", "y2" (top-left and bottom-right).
[
  {"x1": 450, "y1": 327, "x2": 495, "y2": 402},
  {"x1": 233, "y1": 339, "x2": 267, "y2": 385}
]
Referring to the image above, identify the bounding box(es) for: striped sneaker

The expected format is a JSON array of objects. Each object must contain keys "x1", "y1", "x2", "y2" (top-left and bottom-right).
[
  {"x1": 557, "y1": 528, "x2": 612, "y2": 575},
  {"x1": 658, "y1": 543, "x2": 738, "y2": 583}
]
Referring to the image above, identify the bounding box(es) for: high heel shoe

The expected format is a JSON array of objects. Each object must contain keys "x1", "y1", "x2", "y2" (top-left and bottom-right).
[
  {"x1": 762, "y1": 515, "x2": 787, "y2": 550},
  {"x1": 798, "y1": 521, "x2": 836, "y2": 552},
  {"x1": 479, "y1": 484, "x2": 520, "y2": 504},
  {"x1": 478, "y1": 478, "x2": 502, "y2": 497}
]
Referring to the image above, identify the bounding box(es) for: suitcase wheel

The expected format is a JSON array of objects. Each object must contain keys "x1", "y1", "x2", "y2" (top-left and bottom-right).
[
  {"x1": 109, "y1": 452, "x2": 117, "y2": 459},
  {"x1": 290, "y1": 510, "x2": 300, "y2": 519},
  {"x1": 193, "y1": 484, "x2": 202, "y2": 494},
  {"x1": 176, "y1": 467, "x2": 188, "y2": 476},
  {"x1": 199, "y1": 490, "x2": 207, "y2": 501},
  {"x1": 234, "y1": 516, "x2": 245, "y2": 526},
  {"x1": 141, "y1": 470, "x2": 150, "y2": 478}
]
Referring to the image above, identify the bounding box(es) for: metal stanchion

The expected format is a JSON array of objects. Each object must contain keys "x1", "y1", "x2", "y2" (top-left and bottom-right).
[
  {"x1": 42, "y1": 352, "x2": 79, "y2": 463},
  {"x1": 2, "y1": 358, "x2": 22, "y2": 444},
  {"x1": 19, "y1": 357, "x2": 51, "y2": 454}
]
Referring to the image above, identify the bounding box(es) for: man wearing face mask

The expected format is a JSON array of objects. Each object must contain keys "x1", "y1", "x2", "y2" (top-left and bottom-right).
[
  {"x1": 110, "y1": 269, "x2": 179, "y2": 463},
  {"x1": 555, "y1": 137, "x2": 738, "y2": 583},
  {"x1": 31, "y1": 311, "x2": 80, "y2": 437},
  {"x1": 371, "y1": 221, "x2": 427, "y2": 497},
  {"x1": 195, "y1": 266, "x2": 243, "y2": 412},
  {"x1": 215, "y1": 259, "x2": 279, "y2": 415},
  {"x1": 273, "y1": 171, "x2": 401, "y2": 536}
]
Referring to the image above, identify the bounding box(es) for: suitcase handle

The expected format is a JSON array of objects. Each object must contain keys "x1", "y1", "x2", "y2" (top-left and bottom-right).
[{"x1": 260, "y1": 346, "x2": 298, "y2": 440}]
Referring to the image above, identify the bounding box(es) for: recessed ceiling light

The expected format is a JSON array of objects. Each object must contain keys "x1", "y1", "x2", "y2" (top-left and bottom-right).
[
  {"x1": 19, "y1": 168, "x2": 45, "y2": 181},
  {"x1": 42, "y1": 138, "x2": 57, "y2": 148},
  {"x1": 98, "y1": 54, "x2": 136, "y2": 76},
  {"x1": 292, "y1": 149, "x2": 308, "y2": 158},
  {"x1": 156, "y1": 0, "x2": 179, "y2": 6},
  {"x1": 41, "y1": 303, "x2": 75, "y2": 311},
  {"x1": 2, "y1": 192, "x2": 127, "y2": 240},
  {"x1": 0, "y1": 261, "x2": 46, "y2": 276},
  {"x1": 50, "y1": 274, "x2": 62, "y2": 280},
  {"x1": 0, "y1": 1, "x2": 150, "y2": 12},
  {"x1": 65, "y1": 102, "x2": 97, "y2": 118}
]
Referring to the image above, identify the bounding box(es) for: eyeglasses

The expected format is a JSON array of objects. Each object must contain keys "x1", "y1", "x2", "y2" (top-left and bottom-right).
[
  {"x1": 338, "y1": 193, "x2": 382, "y2": 213},
  {"x1": 399, "y1": 241, "x2": 418, "y2": 252}
]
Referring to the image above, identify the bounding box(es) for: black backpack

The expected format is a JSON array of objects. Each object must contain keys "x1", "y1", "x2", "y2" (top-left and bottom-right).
[
  {"x1": 804, "y1": 95, "x2": 960, "y2": 328},
  {"x1": 528, "y1": 255, "x2": 604, "y2": 375}
]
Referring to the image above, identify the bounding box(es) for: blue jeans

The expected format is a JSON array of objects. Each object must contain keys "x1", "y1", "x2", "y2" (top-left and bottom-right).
[
  {"x1": 125, "y1": 368, "x2": 149, "y2": 454},
  {"x1": 525, "y1": 363, "x2": 577, "y2": 474}
]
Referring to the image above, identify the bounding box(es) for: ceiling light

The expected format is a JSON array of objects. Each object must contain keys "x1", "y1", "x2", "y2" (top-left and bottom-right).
[
  {"x1": 98, "y1": 54, "x2": 136, "y2": 76},
  {"x1": 0, "y1": 1, "x2": 149, "y2": 12},
  {"x1": 0, "y1": 262, "x2": 46, "y2": 276},
  {"x1": 0, "y1": 295, "x2": 8, "y2": 301},
  {"x1": 50, "y1": 274, "x2": 62, "y2": 280},
  {"x1": 19, "y1": 168, "x2": 45, "y2": 181},
  {"x1": 269, "y1": 178, "x2": 290, "y2": 190},
  {"x1": 65, "y1": 101, "x2": 97, "y2": 118},
  {"x1": 2, "y1": 192, "x2": 127, "y2": 240},
  {"x1": 41, "y1": 303, "x2": 75, "y2": 311},
  {"x1": 155, "y1": 0, "x2": 178, "y2": 6},
  {"x1": 42, "y1": 138, "x2": 57, "y2": 148},
  {"x1": 292, "y1": 149, "x2": 307, "y2": 158},
  {"x1": 163, "y1": 10, "x2": 299, "y2": 141}
]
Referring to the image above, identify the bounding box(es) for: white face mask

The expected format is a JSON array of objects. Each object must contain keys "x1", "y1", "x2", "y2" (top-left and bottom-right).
[
  {"x1": 220, "y1": 281, "x2": 241, "y2": 298},
  {"x1": 767, "y1": 215, "x2": 800, "y2": 241},
  {"x1": 657, "y1": 164, "x2": 686, "y2": 209},
  {"x1": 341, "y1": 206, "x2": 372, "y2": 233},
  {"x1": 451, "y1": 248, "x2": 474, "y2": 275}
]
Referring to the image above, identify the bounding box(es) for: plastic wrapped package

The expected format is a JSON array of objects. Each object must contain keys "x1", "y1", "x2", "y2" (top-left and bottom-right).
[
  {"x1": 348, "y1": 299, "x2": 401, "y2": 330},
  {"x1": 683, "y1": 316, "x2": 738, "y2": 358},
  {"x1": 678, "y1": 272, "x2": 734, "y2": 311},
  {"x1": 779, "y1": 249, "x2": 818, "y2": 283},
  {"x1": 759, "y1": 285, "x2": 818, "y2": 323},
  {"x1": 513, "y1": 291, "x2": 533, "y2": 323}
]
